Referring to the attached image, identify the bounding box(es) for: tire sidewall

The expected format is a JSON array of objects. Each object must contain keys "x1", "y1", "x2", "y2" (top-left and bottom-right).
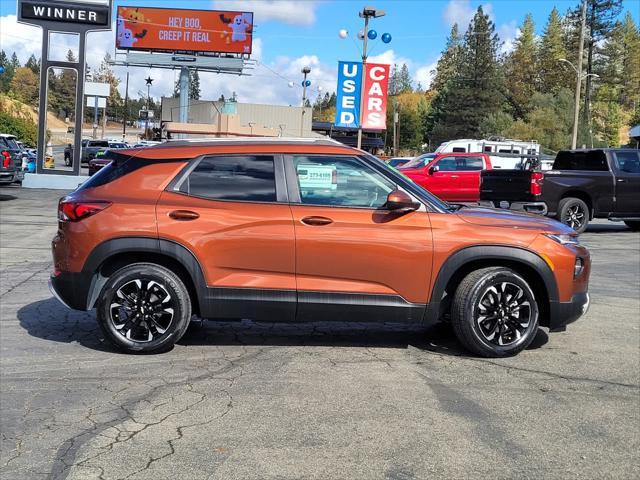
[
  {"x1": 97, "y1": 264, "x2": 191, "y2": 353},
  {"x1": 464, "y1": 269, "x2": 539, "y2": 356},
  {"x1": 559, "y1": 198, "x2": 589, "y2": 234}
]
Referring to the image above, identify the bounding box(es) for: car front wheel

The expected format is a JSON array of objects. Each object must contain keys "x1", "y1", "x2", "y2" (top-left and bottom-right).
[
  {"x1": 96, "y1": 263, "x2": 192, "y2": 353},
  {"x1": 451, "y1": 267, "x2": 539, "y2": 357}
]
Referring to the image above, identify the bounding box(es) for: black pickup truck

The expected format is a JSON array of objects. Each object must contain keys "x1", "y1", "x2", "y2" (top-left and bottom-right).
[{"x1": 480, "y1": 149, "x2": 640, "y2": 233}]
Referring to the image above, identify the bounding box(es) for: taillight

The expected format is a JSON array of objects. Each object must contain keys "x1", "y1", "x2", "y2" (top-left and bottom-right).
[
  {"x1": 1, "y1": 151, "x2": 10, "y2": 168},
  {"x1": 530, "y1": 171, "x2": 544, "y2": 196},
  {"x1": 58, "y1": 199, "x2": 111, "y2": 222}
]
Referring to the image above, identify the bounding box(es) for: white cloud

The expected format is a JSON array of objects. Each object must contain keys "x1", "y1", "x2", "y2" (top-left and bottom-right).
[
  {"x1": 443, "y1": 0, "x2": 494, "y2": 30},
  {"x1": 498, "y1": 20, "x2": 519, "y2": 54},
  {"x1": 414, "y1": 61, "x2": 438, "y2": 90},
  {"x1": 212, "y1": 1, "x2": 320, "y2": 26}
]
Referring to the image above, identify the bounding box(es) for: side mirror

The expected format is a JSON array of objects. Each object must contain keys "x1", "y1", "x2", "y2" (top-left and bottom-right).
[
  {"x1": 386, "y1": 189, "x2": 420, "y2": 212},
  {"x1": 428, "y1": 165, "x2": 439, "y2": 175}
]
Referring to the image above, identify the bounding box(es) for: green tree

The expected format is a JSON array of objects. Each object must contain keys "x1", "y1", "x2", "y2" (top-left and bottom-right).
[
  {"x1": 397, "y1": 63, "x2": 413, "y2": 93},
  {"x1": 429, "y1": 6, "x2": 505, "y2": 144},
  {"x1": 619, "y1": 12, "x2": 640, "y2": 108},
  {"x1": 25, "y1": 54, "x2": 40, "y2": 75},
  {"x1": 538, "y1": 8, "x2": 569, "y2": 93},
  {"x1": 575, "y1": 0, "x2": 623, "y2": 126},
  {"x1": 504, "y1": 14, "x2": 538, "y2": 118},
  {"x1": 92, "y1": 53, "x2": 123, "y2": 120},
  {"x1": 388, "y1": 64, "x2": 399, "y2": 95},
  {"x1": 190, "y1": 70, "x2": 201, "y2": 100},
  {"x1": 430, "y1": 23, "x2": 463, "y2": 93},
  {"x1": 0, "y1": 51, "x2": 11, "y2": 93},
  {"x1": 10, "y1": 67, "x2": 39, "y2": 105}
]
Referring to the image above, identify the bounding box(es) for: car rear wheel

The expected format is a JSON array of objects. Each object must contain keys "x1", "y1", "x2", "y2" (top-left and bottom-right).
[
  {"x1": 624, "y1": 221, "x2": 640, "y2": 231},
  {"x1": 557, "y1": 197, "x2": 589, "y2": 233},
  {"x1": 451, "y1": 267, "x2": 539, "y2": 357},
  {"x1": 96, "y1": 263, "x2": 191, "y2": 353}
]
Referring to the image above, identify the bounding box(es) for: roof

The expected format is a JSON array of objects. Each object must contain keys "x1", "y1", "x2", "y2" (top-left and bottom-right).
[{"x1": 0, "y1": 133, "x2": 18, "y2": 138}]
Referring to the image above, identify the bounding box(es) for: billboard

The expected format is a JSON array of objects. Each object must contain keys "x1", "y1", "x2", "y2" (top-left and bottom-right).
[
  {"x1": 334, "y1": 61, "x2": 362, "y2": 128},
  {"x1": 361, "y1": 63, "x2": 390, "y2": 129},
  {"x1": 115, "y1": 6, "x2": 253, "y2": 54},
  {"x1": 334, "y1": 61, "x2": 389, "y2": 130}
]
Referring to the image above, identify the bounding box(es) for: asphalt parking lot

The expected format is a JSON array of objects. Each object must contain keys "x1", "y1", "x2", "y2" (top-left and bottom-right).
[{"x1": 1, "y1": 185, "x2": 638, "y2": 480}]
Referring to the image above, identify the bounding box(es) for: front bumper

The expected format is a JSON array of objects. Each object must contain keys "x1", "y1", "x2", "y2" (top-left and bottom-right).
[
  {"x1": 549, "y1": 292, "x2": 590, "y2": 332},
  {"x1": 49, "y1": 272, "x2": 94, "y2": 310}
]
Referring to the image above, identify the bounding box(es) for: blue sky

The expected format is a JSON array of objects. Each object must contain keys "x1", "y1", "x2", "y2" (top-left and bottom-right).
[{"x1": 1, "y1": 0, "x2": 639, "y2": 105}]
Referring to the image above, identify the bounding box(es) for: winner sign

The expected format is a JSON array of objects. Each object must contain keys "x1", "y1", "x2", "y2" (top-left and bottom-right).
[{"x1": 334, "y1": 61, "x2": 390, "y2": 130}]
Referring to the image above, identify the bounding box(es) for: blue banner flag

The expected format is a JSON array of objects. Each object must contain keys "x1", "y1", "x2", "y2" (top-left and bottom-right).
[{"x1": 334, "y1": 61, "x2": 362, "y2": 128}]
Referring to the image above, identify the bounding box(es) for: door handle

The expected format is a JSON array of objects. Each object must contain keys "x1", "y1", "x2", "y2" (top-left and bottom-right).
[
  {"x1": 450, "y1": 175, "x2": 459, "y2": 179},
  {"x1": 301, "y1": 216, "x2": 333, "y2": 226},
  {"x1": 168, "y1": 210, "x2": 200, "y2": 221},
  {"x1": 617, "y1": 178, "x2": 627, "y2": 182}
]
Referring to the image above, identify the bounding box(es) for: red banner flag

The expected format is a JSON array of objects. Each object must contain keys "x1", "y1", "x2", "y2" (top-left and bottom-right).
[{"x1": 362, "y1": 63, "x2": 390, "y2": 130}]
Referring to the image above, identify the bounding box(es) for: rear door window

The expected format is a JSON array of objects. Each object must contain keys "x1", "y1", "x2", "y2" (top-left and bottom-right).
[{"x1": 179, "y1": 155, "x2": 277, "y2": 202}]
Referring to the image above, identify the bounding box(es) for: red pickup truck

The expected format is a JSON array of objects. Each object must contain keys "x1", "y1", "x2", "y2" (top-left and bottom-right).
[{"x1": 400, "y1": 152, "x2": 492, "y2": 202}]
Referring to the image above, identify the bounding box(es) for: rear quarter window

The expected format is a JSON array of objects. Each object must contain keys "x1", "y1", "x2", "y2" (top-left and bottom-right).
[{"x1": 553, "y1": 151, "x2": 609, "y2": 171}]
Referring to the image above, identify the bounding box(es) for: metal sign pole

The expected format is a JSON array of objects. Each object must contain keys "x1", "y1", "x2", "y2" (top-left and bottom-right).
[{"x1": 178, "y1": 67, "x2": 190, "y2": 138}]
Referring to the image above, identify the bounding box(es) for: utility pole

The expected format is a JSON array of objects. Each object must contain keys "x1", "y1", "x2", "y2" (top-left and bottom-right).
[
  {"x1": 356, "y1": 13, "x2": 370, "y2": 150},
  {"x1": 571, "y1": 0, "x2": 587, "y2": 150},
  {"x1": 122, "y1": 71, "x2": 129, "y2": 140}
]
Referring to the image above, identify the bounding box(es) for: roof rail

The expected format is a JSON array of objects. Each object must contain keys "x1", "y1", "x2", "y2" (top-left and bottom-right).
[{"x1": 160, "y1": 136, "x2": 346, "y2": 147}]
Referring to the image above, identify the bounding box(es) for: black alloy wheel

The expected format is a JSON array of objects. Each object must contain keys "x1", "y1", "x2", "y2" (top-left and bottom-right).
[
  {"x1": 451, "y1": 267, "x2": 539, "y2": 357},
  {"x1": 558, "y1": 197, "x2": 589, "y2": 233},
  {"x1": 96, "y1": 263, "x2": 191, "y2": 353}
]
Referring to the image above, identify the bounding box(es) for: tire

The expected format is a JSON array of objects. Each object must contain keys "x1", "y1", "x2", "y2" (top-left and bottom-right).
[
  {"x1": 624, "y1": 221, "x2": 640, "y2": 231},
  {"x1": 451, "y1": 267, "x2": 540, "y2": 357},
  {"x1": 96, "y1": 263, "x2": 192, "y2": 353},
  {"x1": 557, "y1": 197, "x2": 589, "y2": 233}
]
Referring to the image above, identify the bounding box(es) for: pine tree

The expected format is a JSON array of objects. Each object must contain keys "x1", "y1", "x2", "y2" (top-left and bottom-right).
[
  {"x1": 190, "y1": 70, "x2": 201, "y2": 100},
  {"x1": 504, "y1": 14, "x2": 538, "y2": 118},
  {"x1": 620, "y1": 12, "x2": 640, "y2": 109},
  {"x1": 398, "y1": 63, "x2": 413, "y2": 93},
  {"x1": 430, "y1": 24, "x2": 463, "y2": 93},
  {"x1": 93, "y1": 53, "x2": 123, "y2": 120},
  {"x1": 538, "y1": 8, "x2": 569, "y2": 93},
  {"x1": 0, "y1": 51, "x2": 11, "y2": 93},
  {"x1": 10, "y1": 52, "x2": 20, "y2": 71},
  {"x1": 572, "y1": 0, "x2": 623, "y2": 129},
  {"x1": 430, "y1": 6, "x2": 505, "y2": 143},
  {"x1": 388, "y1": 64, "x2": 399, "y2": 96},
  {"x1": 25, "y1": 54, "x2": 40, "y2": 75}
]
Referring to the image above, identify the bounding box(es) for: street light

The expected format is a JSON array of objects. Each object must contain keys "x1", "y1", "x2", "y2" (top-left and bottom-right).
[
  {"x1": 300, "y1": 66, "x2": 312, "y2": 136},
  {"x1": 339, "y1": 6, "x2": 390, "y2": 150}
]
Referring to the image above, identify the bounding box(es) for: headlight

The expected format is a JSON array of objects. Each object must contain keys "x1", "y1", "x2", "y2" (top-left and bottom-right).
[{"x1": 544, "y1": 233, "x2": 579, "y2": 245}]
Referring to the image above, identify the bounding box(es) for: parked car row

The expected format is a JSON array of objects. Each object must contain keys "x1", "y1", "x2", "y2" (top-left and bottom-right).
[{"x1": 384, "y1": 142, "x2": 640, "y2": 233}]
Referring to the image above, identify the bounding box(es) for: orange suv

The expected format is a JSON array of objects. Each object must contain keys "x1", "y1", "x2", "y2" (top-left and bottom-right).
[{"x1": 50, "y1": 138, "x2": 591, "y2": 356}]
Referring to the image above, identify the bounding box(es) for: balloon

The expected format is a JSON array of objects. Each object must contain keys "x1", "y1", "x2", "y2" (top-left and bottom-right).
[
  {"x1": 288, "y1": 81, "x2": 295, "y2": 88},
  {"x1": 367, "y1": 29, "x2": 377, "y2": 40},
  {"x1": 357, "y1": 30, "x2": 365, "y2": 40},
  {"x1": 338, "y1": 29, "x2": 348, "y2": 39},
  {"x1": 381, "y1": 32, "x2": 392, "y2": 44},
  {"x1": 303, "y1": 80, "x2": 311, "y2": 87}
]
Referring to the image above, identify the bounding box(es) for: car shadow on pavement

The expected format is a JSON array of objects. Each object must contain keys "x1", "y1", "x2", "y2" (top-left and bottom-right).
[{"x1": 18, "y1": 298, "x2": 548, "y2": 357}]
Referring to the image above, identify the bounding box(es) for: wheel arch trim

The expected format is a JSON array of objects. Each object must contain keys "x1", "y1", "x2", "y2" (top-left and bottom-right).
[
  {"x1": 424, "y1": 245, "x2": 559, "y2": 325},
  {"x1": 82, "y1": 237, "x2": 207, "y2": 312}
]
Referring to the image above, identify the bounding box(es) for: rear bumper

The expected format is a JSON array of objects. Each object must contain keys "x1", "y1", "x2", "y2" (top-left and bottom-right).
[
  {"x1": 49, "y1": 272, "x2": 94, "y2": 310},
  {"x1": 549, "y1": 292, "x2": 590, "y2": 332},
  {"x1": 0, "y1": 170, "x2": 18, "y2": 183},
  {"x1": 479, "y1": 200, "x2": 548, "y2": 216}
]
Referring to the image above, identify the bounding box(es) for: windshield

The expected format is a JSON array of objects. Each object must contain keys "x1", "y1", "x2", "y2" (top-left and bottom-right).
[{"x1": 401, "y1": 153, "x2": 436, "y2": 169}]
